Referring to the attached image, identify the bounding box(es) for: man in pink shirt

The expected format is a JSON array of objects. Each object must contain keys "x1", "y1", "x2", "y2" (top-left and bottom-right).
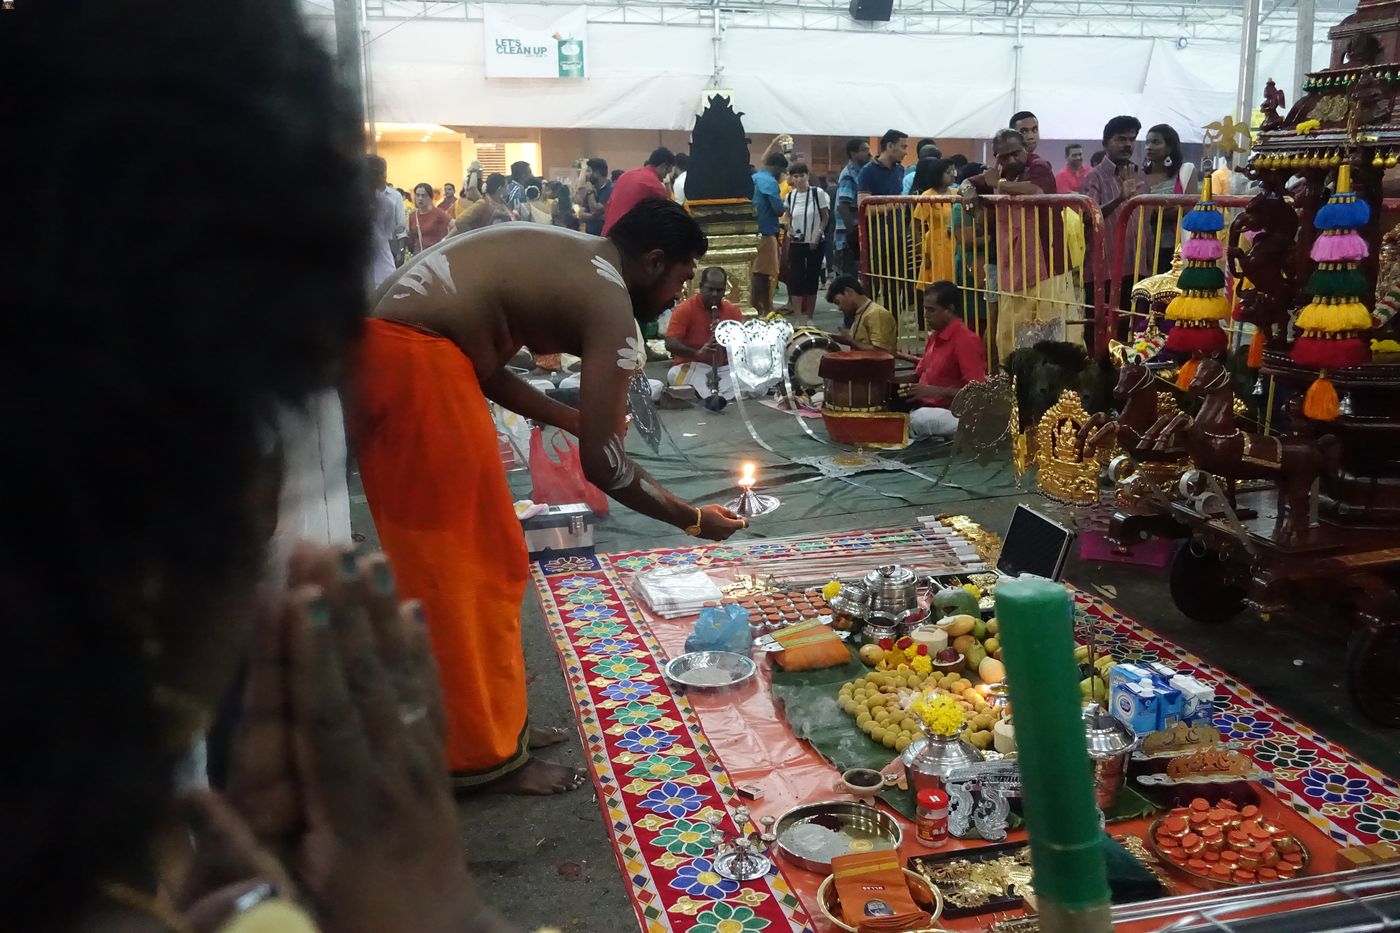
[
  {"x1": 1077, "y1": 115, "x2": 1147, "y2": 345},
  {"x1": 959, "y1": 128, "x2": 1072, "y2": 364},
  {"x1": 899, "y1": 282, "x2": 985, "y2": 437},
  {"x1": 1056, "y1": 144, "x2": 1090, "y2": 192},
  {"x1": 601, "y1": 147, "x2": 676, "y2": 234}
]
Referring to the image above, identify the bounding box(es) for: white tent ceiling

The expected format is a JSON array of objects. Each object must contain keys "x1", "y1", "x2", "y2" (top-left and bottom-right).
[{"x1": 303, "y1": 0, "x2": 1344, "y2": 141}]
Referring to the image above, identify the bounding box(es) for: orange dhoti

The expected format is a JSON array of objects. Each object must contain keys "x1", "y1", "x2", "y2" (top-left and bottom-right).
[{"x1": 351, "y1": 319, "x2": 530, "y2": 787}]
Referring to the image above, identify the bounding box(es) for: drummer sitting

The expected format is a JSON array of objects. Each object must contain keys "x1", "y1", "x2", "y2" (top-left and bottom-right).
[
  {"x1": 826, "y1": 275, "x2": 898, "y2": 354},
  {"x1": 898, "y1": 280, "x2": 985, "y2": 437},
  {"x1": 666, "y1": 266, "x2": 745, "y2": 399}
]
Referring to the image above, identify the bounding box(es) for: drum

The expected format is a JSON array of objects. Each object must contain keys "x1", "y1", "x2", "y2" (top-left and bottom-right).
[
  {"x1": 785, "y1": 327, "x2": 840, "y2": 391},
  {"x1": 818, "y1": 350, "x2": 895, "y2": 411}
]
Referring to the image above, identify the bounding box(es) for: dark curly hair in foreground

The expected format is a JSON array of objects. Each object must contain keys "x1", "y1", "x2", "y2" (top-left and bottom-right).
[{"x1": 0, "y1": 1, "x2": 367, "y2": 927}]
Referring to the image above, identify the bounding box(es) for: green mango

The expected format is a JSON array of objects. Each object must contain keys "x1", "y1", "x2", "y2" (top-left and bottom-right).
[
  {"x1": 966, "y1": 643, "x2": 988, "y2": 672},
  {"x1": 932, "y1": 587, "x2": 980, "y2": 620},
  {"x1": 972, "y1": 617, "x2": 988, "y2": 640}
]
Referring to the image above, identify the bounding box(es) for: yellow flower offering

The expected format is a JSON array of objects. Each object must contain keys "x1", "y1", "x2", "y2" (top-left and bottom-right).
[
  {"x1": 910, "y1": 654, "x2": 933, "y2": 675},
  {"x1": 1296, "y1": 118, "x2": 1322, "y2": 134},
  {"x1": 961, "y1": 583, "x2": 982, "y2": 600},
  {"x1": 911, "y1": 693, "x2": 966, "y2": 737},
  {"x1": 822, "y1": 580, "x2": 843, "y2": 601},
  {"x1": 1372, "y1": 338, "x2": 1400, "y2": 354}
]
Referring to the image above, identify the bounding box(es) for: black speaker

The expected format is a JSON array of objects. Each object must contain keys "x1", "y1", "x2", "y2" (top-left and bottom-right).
[{"x1": 849, "y1": 0, "x2": 892, "y2": 21}]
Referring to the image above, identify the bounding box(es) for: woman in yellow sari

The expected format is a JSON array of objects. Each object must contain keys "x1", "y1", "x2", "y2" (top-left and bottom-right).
[{"x1": 911, "y1": 157, "x2": 958, "y2": 291}]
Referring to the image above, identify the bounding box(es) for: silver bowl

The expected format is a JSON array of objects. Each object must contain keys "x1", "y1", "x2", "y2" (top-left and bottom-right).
[
  {"x1": 774, "y1": 799, "x2": 903, "y2": 873},
  {"x1": 662, "y1": 651, "x2": 757, "y2": 690}
]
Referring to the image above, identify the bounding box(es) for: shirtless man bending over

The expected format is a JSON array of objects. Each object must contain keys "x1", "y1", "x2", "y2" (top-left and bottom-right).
[{"x1": 352, "y1": 197, "x2": 745, "y2": 795}]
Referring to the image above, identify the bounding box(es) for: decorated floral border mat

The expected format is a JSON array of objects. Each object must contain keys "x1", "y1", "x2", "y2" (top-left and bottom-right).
[
  {"x1": 532, "y1": 529, "x2": 1400, "y2": 933},
  {"x1": 531, "y1": 547, "x2": 816, "y2": 933}
]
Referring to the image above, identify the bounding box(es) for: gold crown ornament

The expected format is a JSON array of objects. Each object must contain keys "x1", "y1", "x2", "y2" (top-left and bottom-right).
[{"x1": 1034, "y1": 390, "x2": 1108, "y2": 505}]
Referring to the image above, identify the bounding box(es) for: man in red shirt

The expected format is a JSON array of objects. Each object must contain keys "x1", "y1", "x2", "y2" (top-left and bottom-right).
[
  {"x1": 665, "y1": 266, "x2": 744, "y2": 399},
  {"x1": 602, "y1": 147, "x2": 676, "y2": 235},
  {"x1": 436, "y1": 181, "x2": 458, "y2": 214},
  {"x1": 1056, "y1": 144, "x2": 1090, "y2": 193},
  {"x1": 959, "y1": 128, "x2": 1072, "y2": 364},
  {"x1": 899, "y1": 281, "x2": 985, "y2": 437},
  {"x1": 408, "y1": 182, "x2": 451, "y2": 253}
]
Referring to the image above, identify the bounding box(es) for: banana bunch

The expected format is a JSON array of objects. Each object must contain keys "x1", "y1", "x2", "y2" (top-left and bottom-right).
[{"x1": 1074, "y1": 644, "x2": 1116, "y2": 703}]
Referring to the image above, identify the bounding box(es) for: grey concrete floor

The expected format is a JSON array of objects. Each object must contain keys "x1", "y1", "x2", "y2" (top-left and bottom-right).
[{"x1": 347, "y1": 296, "x2": 1400, "y2": 933}]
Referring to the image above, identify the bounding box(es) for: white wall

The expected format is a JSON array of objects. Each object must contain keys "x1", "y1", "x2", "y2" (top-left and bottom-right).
[{"x1": 363, "y1": 16, "x2": 1331, "y2": 142}]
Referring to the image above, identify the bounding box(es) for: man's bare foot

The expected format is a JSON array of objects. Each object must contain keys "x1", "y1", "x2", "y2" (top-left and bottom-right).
[
  {"x1": 528, "y1": 724, "x2": 571, "y2": 749},
  {"x1": 473, "y1": 758, "x2": 588, "y2": 796}
]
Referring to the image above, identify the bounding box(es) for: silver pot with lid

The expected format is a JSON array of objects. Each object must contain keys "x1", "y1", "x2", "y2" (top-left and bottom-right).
[
  {"x1": 827, "y1": 582, "x2": 871, "y2": 621},
  {"x1": 863, "y1": 565, "x2": 919, "y2": 614},
  {"x1": 1083, "y1": 704, "x2": 1139, "y2": 810}
]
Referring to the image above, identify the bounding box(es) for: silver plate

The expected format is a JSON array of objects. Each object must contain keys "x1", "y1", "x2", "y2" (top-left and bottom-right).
[
  {"x1": 774, "y1": 799, "x2": 903, "y2": 873},
  {"x1": 662, "y1": 651, "x2": 757, "y2": 690}
]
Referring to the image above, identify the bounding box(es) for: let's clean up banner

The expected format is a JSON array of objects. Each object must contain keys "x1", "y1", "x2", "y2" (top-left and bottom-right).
[{"x1": 484, "y1": 4, "x2": 587, "y2": 79}]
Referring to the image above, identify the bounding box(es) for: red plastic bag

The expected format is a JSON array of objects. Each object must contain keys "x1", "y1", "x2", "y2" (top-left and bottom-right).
[{"x1": 528, "y1": 427, "x2": 609, "y2": 516}]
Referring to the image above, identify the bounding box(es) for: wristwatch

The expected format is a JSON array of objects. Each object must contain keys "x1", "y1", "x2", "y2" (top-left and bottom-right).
[{"x1": 684, "y1": 507, "x2": 704, "y2": 537}]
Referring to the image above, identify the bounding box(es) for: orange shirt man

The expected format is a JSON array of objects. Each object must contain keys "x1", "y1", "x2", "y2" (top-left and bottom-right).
[{"x1": 664, "y1": 267, "x2": 744, "y2": 398}]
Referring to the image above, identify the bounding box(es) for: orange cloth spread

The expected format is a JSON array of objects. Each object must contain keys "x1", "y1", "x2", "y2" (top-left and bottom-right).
[
  {"x1": 831, "y1": 851, "x2": 930, "y2": 931},
  {"x1": 351, "y1": 319, "x2": 530, "y2": 787},
  {"x1": 771, "y1": 621, "x2": 850, "y2": 672}
]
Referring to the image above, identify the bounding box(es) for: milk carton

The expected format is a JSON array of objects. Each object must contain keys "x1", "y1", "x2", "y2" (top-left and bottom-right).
[
  {"x1": 1154, "y1": 682, "x2": 1184, "y2": 730},
  {"x1": 1112, "y1": 679, "x2": 1160, "y2": 734},
  {"x1": 1144, "y1": 662, "x2": 1178, "y2": 686},
  {"x1": 1110, "y1": 663, "x2": 1155, "y2": 693},
  {"x1": 1171, "y1": 674, "x2": 1217, "y2": 727},
  {"x1": 1109, "y1": 664, "x2": 1154, "y2": 729}
]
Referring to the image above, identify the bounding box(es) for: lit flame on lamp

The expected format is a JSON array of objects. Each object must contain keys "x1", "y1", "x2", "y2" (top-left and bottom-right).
[{"x1": 725, "y1": 460, "x2": 779, "y2": 519}]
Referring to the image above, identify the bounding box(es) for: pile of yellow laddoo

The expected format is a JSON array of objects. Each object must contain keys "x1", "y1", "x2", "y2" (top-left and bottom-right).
[{"x1": 835, "y1": 667, "x2": 1006, "y2": 752}]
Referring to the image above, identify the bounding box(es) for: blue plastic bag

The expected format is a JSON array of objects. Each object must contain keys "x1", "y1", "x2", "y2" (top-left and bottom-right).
[{"x1": 684, "y1": 604, "x2": 753, "y2": 654}]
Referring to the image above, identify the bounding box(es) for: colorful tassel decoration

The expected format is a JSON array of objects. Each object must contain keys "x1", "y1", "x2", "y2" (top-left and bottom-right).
[
  {"x1": 1247, "y1": 327, "x2": 1265, "y2": 368},
  {"x1": 1293, "y1": 163, "x2": 1373, "y2": 373},
  {"x1": 1306, "y1": 265, "x2": 1369, "y2": 297},
  {"x1": 1174, "y1": 355, "x2": 1200, "y2": 390},
  {"x1": 1292, "y1": 333, "x2": 1372, "y2": 367},
  {"x1": 1181, "y1": 236, "x2": 1224, "y2": 261},
  {"x1": 1302, "y1": 373, "x2": 1341, "y2": 421},
  {"x1": 1166, "y1": 292, "x2": 1231, "y2": 320},
  {"x1": 1182, "y1": 208, "x2": 1225, "y2": 233},
  {"x1": 1177, "y1": 265, "x2": 1226, "y2": 291},
  {"x1": 1314, "y1": 165, "x2": 1372, "y2": 230},
  {"x1": 1296, "y1": 299, "x2": 1374, "y2": 331},
  {"x1": 1166, "y1": 321, "x2": 1229, "y2": 353},
  {"x1": 1167, "y1": 175, "x2": 1230, "y2": 356},
  {"x1": 1311, "y1": 230, "x2": 1370, "y2": 263}
]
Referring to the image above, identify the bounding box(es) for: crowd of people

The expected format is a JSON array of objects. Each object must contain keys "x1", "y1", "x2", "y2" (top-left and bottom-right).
[{"x1": 370, "y1": 108, "x2": 1196, "y2": 383}]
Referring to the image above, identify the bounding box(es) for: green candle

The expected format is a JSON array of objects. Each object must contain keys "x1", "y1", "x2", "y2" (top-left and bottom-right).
[{"x1": 996, "y1": 577, "x2": 1110, "y2": 928}]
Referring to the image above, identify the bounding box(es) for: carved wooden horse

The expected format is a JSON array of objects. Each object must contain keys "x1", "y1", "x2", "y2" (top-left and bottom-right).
[
  {"x1": 1078, "y1": 360, "x2": 1183, "y2": 461},
  {"x1": 1142, "y1": 357, "x2": 1323, "y2": 543}
]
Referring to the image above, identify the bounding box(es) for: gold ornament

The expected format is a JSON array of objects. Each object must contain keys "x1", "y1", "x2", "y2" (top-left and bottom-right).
[
  {"x1": 1201, "y1": 115, "x2": 1252, "y2": 157},
  {"x1": 1034, "y1": 390, "x2": 1107, "y2": 505},
  {"x1": 1313, "y1": 94, "x2": 1350, "y2": 123}
]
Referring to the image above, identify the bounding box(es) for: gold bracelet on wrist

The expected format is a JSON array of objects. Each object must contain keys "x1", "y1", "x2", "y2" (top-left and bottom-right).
[{"x1": 684, "y1": 506, "x2": 704, "y2": 537}]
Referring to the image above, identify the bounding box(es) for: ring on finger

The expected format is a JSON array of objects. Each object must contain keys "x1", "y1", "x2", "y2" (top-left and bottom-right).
[{"x1": 399, "y1": 703, "x2": 429, "y2": 726}]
